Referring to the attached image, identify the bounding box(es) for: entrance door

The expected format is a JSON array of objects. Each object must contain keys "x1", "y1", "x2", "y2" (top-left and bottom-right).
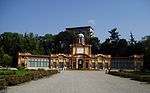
[{"x1": 78, "y1": 59, "x2": 83, "y2": 68}]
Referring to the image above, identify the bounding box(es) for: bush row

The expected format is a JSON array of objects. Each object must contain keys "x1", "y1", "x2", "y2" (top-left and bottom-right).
[
  {"x1": 109, "y1": 71, "x2": 150, "y2": 82},
  {"x1": 1, "y1": 69, "x2": 58, "y2": 86},
  {"x1": 0, "y1": 70, "x2": 16, "y2": 75},
  {"x1": 5, "y1": 74, "x2": 31, "y2": 86}
]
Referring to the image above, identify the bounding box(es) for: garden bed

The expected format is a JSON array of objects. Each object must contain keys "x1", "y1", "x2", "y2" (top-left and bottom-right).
[
  {"x1": 0, "y1": 69, "x2": 58, "y2": 86},
  {"x1": 109, "y1": 70, "x2": 150, "y2": 83}
]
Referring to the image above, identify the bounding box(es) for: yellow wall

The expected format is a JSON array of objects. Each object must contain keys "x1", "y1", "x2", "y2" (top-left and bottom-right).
[
  {"x1": 85, "y1": 47, "x2": 89, "y2": 55},
  {"x1": 73, "y1": 47, "x2": 76, "y2": 54}
]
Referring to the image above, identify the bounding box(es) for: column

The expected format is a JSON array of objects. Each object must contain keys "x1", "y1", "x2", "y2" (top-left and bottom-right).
[
  {"x1": 76, "y1": 58, "x2": 78, "y2": 69},
  {"x1": 56, "y1": 59, "x2": 59, "y2": 69},
  {"x1": 89, "y1": 60, "x2": 92, "y2": 70},
  {"x1": 95, "y1": 62, "x2": 98, "y2": 70},
  {"x1": 50, "y1": 61, "x2": 53, "y2": 69},
  {"x1": 18, "y1": 56, "x2": 21, "y2": 66},
  {"x1": 24, "y1": 57, "x2": 27, "y2": 68},
  {"x1": 134, "y1": 59, "x2": 137, "y2": 71},
  {"x1": 102, "y1": 60, "x2": 105, "y2": 70},
  {"x1": 108, "y1": 59, "x2": 111, "y2": 71}
]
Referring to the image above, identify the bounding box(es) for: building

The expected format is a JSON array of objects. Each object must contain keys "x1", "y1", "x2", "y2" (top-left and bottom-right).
[
  {"x1": 111, "y1": 55, "x2": 144, "y2": 71},
  {"x1": 18, "y1": 26, "x2": 143, "y2": 71},
  {"x1": 66, "y1": 26, "x2": 94, "y2": 38}
]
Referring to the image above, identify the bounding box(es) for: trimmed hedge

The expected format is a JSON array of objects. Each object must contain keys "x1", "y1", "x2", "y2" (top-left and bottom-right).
[
  {"x1": 109, "y1": 71, "x2": 150, "y2": 82},
  {"x1": 5, "y1": 74, "x2": 31, "y2": 86},
  {"x1": 0, "y1": 70, "x2": 16, "y2": 75},
  {"x1": 0, "y1": 69, "x2": 58, "y2": 86}
]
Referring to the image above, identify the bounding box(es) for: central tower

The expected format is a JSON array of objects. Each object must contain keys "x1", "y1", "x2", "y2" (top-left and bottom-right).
[
  {"x1": 70, "y1": 33, "x2": 91, "y2": 55},
  {"x1": 77, "y1": 33, "x2": 85, "y2": 45},
  {"x1": 70, "y1": 33, "x2": 92, "y2": 69}
]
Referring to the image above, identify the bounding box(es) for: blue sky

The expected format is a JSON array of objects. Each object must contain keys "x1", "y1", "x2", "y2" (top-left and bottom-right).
[{"x1": 0, "y1": 0, "x2": 150, "y2": 42}]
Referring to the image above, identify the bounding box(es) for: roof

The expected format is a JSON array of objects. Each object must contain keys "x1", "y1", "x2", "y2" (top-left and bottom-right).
[
  {"x1": 66, "y1": 26, "x2": 94, "y2": 30},
  {"x1": 78, "y1": 33, "x2": 84, "y2": 37}
]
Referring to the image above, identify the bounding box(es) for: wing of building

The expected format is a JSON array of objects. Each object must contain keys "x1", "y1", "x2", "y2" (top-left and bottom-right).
[{"x1": 18, "y1": 26, "x2": 143, "y2": 71}]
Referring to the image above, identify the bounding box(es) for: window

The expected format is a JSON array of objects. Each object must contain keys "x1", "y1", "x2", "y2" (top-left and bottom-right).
[
  {"x1": 47, "y1": 62, "x2": 49, "y2": 67},
  {"x1": 105, "y1": 63, "x2": 108, "y2": 68},
  {"x1": 66, "y1": 62, "x2": 69, "y2": 68},
  {"x1": 92, "y1": 63, "x2": 95, "y2": 68},
  {"x1": 86, "y1": 62, "x2": 88, "y2": 68},
  {"x1": 73, "y1": 62, "x2": 76, "y2": 68},
  {"x1": 28, "y1": 62, "x2": 30, "y2": 67},
  {"x1": 43, "y1": 62, "x2": 47, "y2": 67},
  {"x1": 41, "y1": 62, "x2": 43, "y2": 67},
  {"x1": 37, "y1": 62, "x2": 41, "y2": 67},
  {"x1": 30, "y1": 62, "x2": 35, "y2": 67},
  {"x1": 53, "y1": 62, "x2": 56, "y2": 68},
  {"x1": 59, "y1": 62, "x2": 63, "y2": 68}
]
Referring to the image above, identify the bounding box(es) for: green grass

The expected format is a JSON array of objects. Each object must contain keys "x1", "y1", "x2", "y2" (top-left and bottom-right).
[
  {"x1": 16, "y1": 69, "x2": 26, "y2": 76},
  {"x1": 0, "y1": 69, "x2": 27, "y2": 78}
]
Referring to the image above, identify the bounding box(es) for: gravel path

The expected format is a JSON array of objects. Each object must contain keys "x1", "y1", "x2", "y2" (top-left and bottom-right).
[{"x1": 7, "y1": 71, "x2": 150, "y2": 93}]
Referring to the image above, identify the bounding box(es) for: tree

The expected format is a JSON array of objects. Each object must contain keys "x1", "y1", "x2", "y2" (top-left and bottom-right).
[
  {"x1": 43, "y1": 34, "x2": 55, "y2": 54},
  {"x1": 141, "y1": 36, "x2": 150, "y2": 69},
  {"x1": 3, "y1": 54, "x2": 12, "y2": 68},
  {"x1": 0, "y1": 47, "x2": 4, "y2": 65},
  {"x1": 108, "y1": 28, "x2": 120, "y2": 42},
  {"x1": 86, "y1": 36, "x2": 101, "y2": 54},
  {"x1": 108, "y1": 28, "x2": 121, "y2": 56},
  {"x1": 0, "y1": 32, "x2": 24, "y2": 67},
  {"x1": 129, "y1": 32, "x2": 136, "y2": 45},
  {"x1": 54, "y1": 31, "x2": 76, "y2": 54},
  {"x1": 118, "y1": 39, "x2": 128, "y2": 56},
  {"x1": 100, "y1": 38, "x2": 111, "y2": 55},
  {"x1": 0, "y1": 47, "x2": 12, "y2": 67}
]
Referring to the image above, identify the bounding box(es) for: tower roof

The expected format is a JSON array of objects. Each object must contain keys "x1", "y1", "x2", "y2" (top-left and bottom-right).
[
  {"x1": 78, "y1": 33, "x2": 84, "y2": 38},
  {"x1": 66, "y1": 26, "x2": 94, "y2": 30}
]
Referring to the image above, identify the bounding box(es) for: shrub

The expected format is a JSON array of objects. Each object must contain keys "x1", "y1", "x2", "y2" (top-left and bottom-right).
[
  {"x1": 16, "y1": 66, "x2": 25, "y2": 70},
  {"x1": 6, "y1": 75, "x2": 31, "y2": 86},
  {"x1": 1, "y1": 69, "x2": 58, "y2": 86},
  {"x1": 16, "y1": 69, "x2": 26, "y2": 76},
  {"x1": 0, "y1": 70, "x2": 16, "y2": 75}
]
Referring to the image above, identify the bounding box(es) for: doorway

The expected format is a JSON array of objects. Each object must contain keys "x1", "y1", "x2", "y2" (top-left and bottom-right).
[{"x1": 78, "y1": 59, "x2": 84, "y2": 69}]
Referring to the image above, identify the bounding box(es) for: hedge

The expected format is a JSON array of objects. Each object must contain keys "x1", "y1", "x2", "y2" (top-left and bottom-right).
[
  {"x1": 0, "y1": 69, "x2": 58, "y2": 86},
  {"x1": 109, "y1": 71, "x2": 150, "y2": 82}
]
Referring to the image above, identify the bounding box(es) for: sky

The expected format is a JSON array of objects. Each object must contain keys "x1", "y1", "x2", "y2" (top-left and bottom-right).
[{"x1": 0, "y1": 0, "x2": 150, "y2": 42}]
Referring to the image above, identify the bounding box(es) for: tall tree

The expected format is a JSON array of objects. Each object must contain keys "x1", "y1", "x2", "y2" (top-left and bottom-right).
[
  {"x1": 0, "y1": 32, "x2": 24, "y2": 67},
  {"x1": 141, "y1": 36, "x2": 150, "y2": 69},
  {"x1": 108, "y1": 28, "x2": 120, "y2": 42},
  {"x1": 129, "y1": 32, "x2": 136, "y2": 45},
  {"x1": 108, "y1": 28, "x2": 121, "y2": 56},
  {"x1": 54, "y1": 31, "x2": 76, "y2": 54},
  {"x1": 100, "y1": 38, "x2": 111, "y2": 55},
  {"x1": 43, "y1": 34, "x2": 55, "y2": 54},
  {"x1": 118, "y1": 39, "x2": 128, "y2": 56},
  {"x1": 3, "y1": 54, "x2": 12, "y2": 68},
  {"x1": 86, "y1": 36, "x2": 101, "y2": 54},
  {"x1": 0, "y1": 47, "x2": 4, "y2": 65}
]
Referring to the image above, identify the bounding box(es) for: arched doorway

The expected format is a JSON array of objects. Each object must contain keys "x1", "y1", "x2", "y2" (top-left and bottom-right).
[{"x1": 78, "y1": 59, "x2": 84, "y2": 69}]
